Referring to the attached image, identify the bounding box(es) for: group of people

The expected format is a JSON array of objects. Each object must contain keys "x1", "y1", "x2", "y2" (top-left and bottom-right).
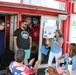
[
  {"x1": 46, "y1": 29, "x2": 76, "y2": 75},
  {"x1": 0, "y1": 19, "x2": 76, "y2": 75},
  {"x1": 0, "y1": 19, "x2": 40, "y2": 75},
  {"x1": 12, "y1": 20, "x2": 64, "y2": 75},
  {"x1": 9, "y1": 49, "x2": 40, "y2": 75},
  {"x1": 11, "y1": 20, "x2": 40, "y2": 75},
  {"x1": 13, "y1": 20, "x2": 32, "y2": 64}
]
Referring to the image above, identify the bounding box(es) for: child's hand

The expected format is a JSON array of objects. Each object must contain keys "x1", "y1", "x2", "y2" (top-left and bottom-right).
[
  {"x1": 56, "y1": 58, "x2": 60, "y2": 62},
  {"x1": 46, "y1": 46, "x2": 49, "y2": 48},
  {"x1": 54, "y1": 37, "x2": 57, "y2": 41}
]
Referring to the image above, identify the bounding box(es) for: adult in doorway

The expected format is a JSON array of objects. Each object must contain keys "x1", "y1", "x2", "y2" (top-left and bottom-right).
[
  {"x1": 0, "y1": 20, "x2": 5, "y2": 67},
  {"x1": 47, "y1": 29, "x2": 63, "y2": 67},
  {"x1": 13, "y1": 20, "x2": 32, "y2": 64}
]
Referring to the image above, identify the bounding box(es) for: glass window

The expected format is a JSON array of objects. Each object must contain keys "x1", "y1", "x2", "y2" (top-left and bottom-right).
[
  {"x1": 69, "y1": 15, "x2": 76, "y2": 43},
  {"x1": 23, "y1": 0, "x2": 66, "y2": 10},
  {"x1": 39, "y1": 16, "x2": 61, "y2": 65},
  {"x1": 74, "y1": 2, "x2": 76, "y2": 12},
  {"x1": 23, "y1": 0, "x2": 31, "y2": 4},
  {"x1": 0, "y1": 0, "x2": 21, "y2": 3}
]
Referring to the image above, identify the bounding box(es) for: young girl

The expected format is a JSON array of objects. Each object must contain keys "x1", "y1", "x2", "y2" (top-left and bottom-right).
[{"x1": 57, "y1": 43, "x2": 76, "y2": 74}]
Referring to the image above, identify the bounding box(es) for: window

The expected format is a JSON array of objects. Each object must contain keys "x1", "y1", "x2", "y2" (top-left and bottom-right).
[
  {"x1": 74, "y1": 2, "x2": 76, "y2": 12},
  {"x1": 23, "y1": 0, "x2": 66, "y2": 10},
  {"x1": 0, "y1": 0, "x2": 20, "y2": 3}
]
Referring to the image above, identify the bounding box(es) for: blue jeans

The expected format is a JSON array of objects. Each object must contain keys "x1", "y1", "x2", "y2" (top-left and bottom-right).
[{"x1": 0, "y1": 53, "x2": 4, "y2": 65}]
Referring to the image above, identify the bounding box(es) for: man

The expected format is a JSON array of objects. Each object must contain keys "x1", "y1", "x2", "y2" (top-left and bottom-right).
[
  {"x1": 0, "y1": 20, "x2": 5, "y2": 67},
  {"x1": 13, "y1": 20, "x2": 32, "y2": 64}
]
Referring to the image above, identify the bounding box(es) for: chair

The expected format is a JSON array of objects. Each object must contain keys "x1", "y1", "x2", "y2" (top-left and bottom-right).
[{"x1": 6, "y1": 67, "x2": 12, "y2": 75}]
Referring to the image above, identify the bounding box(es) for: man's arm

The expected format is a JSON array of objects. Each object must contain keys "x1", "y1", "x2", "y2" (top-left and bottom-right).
[
  {"x1": 13, "y1": 36, "x2": 18, "y2": 50},
  {"x1": 29, "y1": 36, "x2": 32, "y2": 48}
]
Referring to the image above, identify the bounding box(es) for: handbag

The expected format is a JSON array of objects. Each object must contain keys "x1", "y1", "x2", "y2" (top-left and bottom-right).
[{"x1": 40, "y1": 45, "x2": 49, "y2": 55}]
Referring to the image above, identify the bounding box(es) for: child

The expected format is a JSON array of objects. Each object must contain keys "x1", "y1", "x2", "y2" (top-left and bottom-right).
[
  {"x1": 57, "y1": 43, "x2": 76, "y2": 71},
  {"x1": 56, "y1": 53, "x2": 68, "y2": 70}
]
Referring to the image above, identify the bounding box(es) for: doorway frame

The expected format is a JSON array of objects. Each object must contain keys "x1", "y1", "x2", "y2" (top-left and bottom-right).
[{"x1": 38, "y1": 16, "x2": 61, "y2": 68}]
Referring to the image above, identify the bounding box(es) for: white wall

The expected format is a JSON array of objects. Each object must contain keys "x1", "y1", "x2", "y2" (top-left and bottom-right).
[
  {"x1": 23, "y1": 0, "x2": 65, "y2": 10},
  {"x1": 0, "y1": 0, "x2": 20, "y2": 3}
]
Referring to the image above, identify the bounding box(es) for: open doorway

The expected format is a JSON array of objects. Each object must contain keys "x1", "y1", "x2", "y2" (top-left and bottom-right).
[
  {"x1": 0, "y1": 13, "x2": 18, "y2": 70},
  {"x1": 0, "y1": 14, "x2": 18, "y2": 50},
  {"x1": 22, "y1": 15, "x2": 41, "y2": 62},
  {"x1": 0, "y1": 15, "x2": 5, "y2": 21}
]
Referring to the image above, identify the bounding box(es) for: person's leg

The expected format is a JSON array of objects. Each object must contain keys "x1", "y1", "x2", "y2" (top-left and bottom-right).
[
  {"x1": 55, "y1": 52, "x2": 62, "y2": 67},
  {"x1": 24, "y1": 49, "x2": 31, "y2": 64},
  {"x1": 34, "y1": 60, "x2": 41, "y2": 75},
  {"x1": 1, "y1": 53, "x2": 4, "y2": 64},
  {"x1": 0, "y1": 53, "x2": 4, "y2": 66},
  {"x1": 48, "y1": 52, "x2": 54, "y2": 67},
  {"x1": 0, "y1": 54, "x2": 1, "y2": 67}
]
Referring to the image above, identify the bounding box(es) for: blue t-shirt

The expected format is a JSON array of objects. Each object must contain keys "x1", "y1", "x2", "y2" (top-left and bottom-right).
[
  {"x1": 51, "y1": 37, "x2": 63, "y2": 53},
  {"x1": 62, "y1": 53, "x2": 68, "y2": 70},
  {"x1": 72, "y1": 55, "x2": 76, "y2": 71}
]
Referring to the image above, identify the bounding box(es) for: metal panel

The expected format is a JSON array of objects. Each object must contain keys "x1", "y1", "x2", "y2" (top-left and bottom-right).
[
  {"x1": 38, "y1": 16, "x2": 61, "y2": 68},
  {"x1": 9, "y1": 15, "x2": 17, "y2": 51}
]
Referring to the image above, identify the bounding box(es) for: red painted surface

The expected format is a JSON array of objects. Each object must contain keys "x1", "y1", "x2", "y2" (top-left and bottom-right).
[
  {"x1": 72, "y1": 3, "x2": 75, "y2": 13},
  {"x1": 66, "y1": 15, "x2": 70, "y2": 53},
  {"x1": 62, "y1": 20, "x2": 67, "y2": 54},
  {"x1": 18, "y1": 12, "x2": 22, "y2": 28},
  {"x1": 6, "y1": 15, "x2": 10, "y2": 49},
  {"x1": 0, "y1": 0, "x2": 71, "y2": 54},
  {"x1": 62, "y1": 0, "x2": 72, "y2": 53},
  {"x1": 0, "y1": 0, "x2": 68, "y2": 11},
  {"x1": 66, "y1": 2, "x2": 70, "y2": 12},
  {"x1": 0, "y1": 6, "x2": 59, "y2": 16},
  {"x1": 61, "y1": 15, "x2": 70, "y2": 54},
  {"x1": 55, "y1": 0, "x2": 68, "y2": 2}
]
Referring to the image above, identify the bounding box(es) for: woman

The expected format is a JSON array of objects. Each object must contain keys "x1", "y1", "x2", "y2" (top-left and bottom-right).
[
  {"x1": 47, "y1": 29, "x2": 63, "y2": 67},
  {"x1": 9, "y1": 49, "x2": 40, "y2": 75}
]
